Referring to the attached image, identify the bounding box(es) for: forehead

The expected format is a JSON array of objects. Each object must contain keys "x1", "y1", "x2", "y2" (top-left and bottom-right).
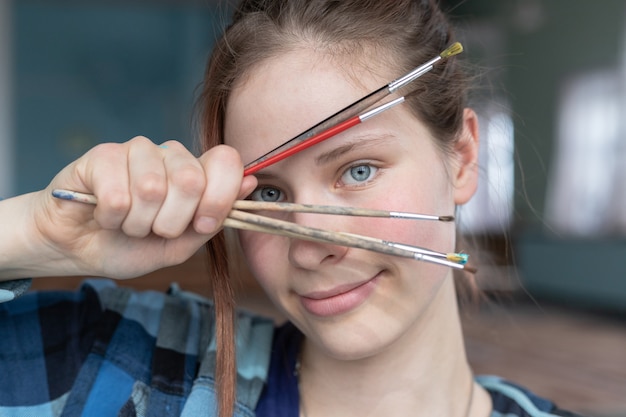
[{"x1": 224, "y1": 48, "x2": 395, "y2": 164}]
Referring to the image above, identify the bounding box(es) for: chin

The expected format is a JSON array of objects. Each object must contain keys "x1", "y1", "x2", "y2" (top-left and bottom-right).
[{"x1": 304, "y1": 314, "x2": 399, "y2": 360}]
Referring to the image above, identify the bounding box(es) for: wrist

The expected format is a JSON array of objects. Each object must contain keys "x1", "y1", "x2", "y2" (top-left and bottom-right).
[{"x1": 0, "y1": 192, "x2": 73, "y2": 280}]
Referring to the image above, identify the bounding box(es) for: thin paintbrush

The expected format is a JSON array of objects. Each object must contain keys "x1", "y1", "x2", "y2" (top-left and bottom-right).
[
  {"x1": 51, "y1": 189, "x2": 454, "y2": 222},
  {"x1": 243, "y1": 42, "x2": 463, "y2": 174},
  {"x1": 337, "y1": 230, "x2": 468, "y2": 265},
  {"x1": 226, "y1": 210, "x2": 467, "y2": 270},
  {"x1": 228, "y1": 209, "x2": 467, "y2": 266},
  {"x1": 244, "y1": 96, "x2": 404, "y2": 176},
  {"x1": 233, "y1": 200, "x2": 454, "y2": 222},
  {"x1": 50, "y1": 189, "x2": 470, "y2": 270}
]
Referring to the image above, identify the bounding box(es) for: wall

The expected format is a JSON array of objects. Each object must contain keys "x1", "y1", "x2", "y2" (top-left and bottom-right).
[
  {"x1": 11, "y1": 1, "x2": 223, "y2": 195},
  {"x1": 504, "y1": 1, "x2": 626, "y2": 311},
  {"x1": 0, "y1": 0, "x2": 13, "y2": 197},
  {"x1": 504, "y1": 0, "x2": 625, "y2": 231},
  {"x1": 444, "y1": 0, "x2": 626, "y2": 310}
]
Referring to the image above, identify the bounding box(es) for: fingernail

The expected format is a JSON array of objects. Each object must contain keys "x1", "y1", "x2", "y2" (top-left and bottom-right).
[{"x1": 195, "y1": 216, "x2": 218, "y2": 234}]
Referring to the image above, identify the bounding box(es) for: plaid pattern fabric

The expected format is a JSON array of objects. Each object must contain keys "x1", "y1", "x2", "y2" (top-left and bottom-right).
[
  {"x1": 0, "y1": 279, "x2": 587, "y2": 417},
  {"x1": 0, "y1": 279, "x2": 274, "y2": 417},
  {"x1": 0, "y1": 278, "x2": 31, "y2": 302},
  {"x1": 477, "y1": 376, "x2": 589, "y2": 417}
]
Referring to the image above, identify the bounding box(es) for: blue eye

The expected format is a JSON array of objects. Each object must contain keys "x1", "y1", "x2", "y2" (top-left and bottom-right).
[
  {"x1": 341, "y1": 164, "x2": 377, "y2": 185},
  {"x1": 249, "y1": 186, "x2": 284, "y2": 202}
]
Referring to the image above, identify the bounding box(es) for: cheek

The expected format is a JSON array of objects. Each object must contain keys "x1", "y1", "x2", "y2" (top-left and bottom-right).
[
  {"x1": 355, "y1": 183, "x2": 456, "y2": 252},
  {"x1": 357, "y1": 216, "x2": 454, "y2": 255},
  {"x1": 238, "y1": 231, "x2": 266, "y2": 272},
  {"x1": 237, "y1": 231, "x2": 286, "y2": 288}
]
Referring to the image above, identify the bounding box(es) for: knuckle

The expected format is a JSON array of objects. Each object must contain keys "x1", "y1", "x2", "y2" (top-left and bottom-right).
[
  {"x1": 129, "y1": 135, "x2": 153, "y2": 145},
  {"x1": 213, "y1": 145, "x2": 243, "y2": 167},
  {"x1": 207, "y1": 194, "x2": 234, "y2": 216},
  {"x1": 171, "y1": 166, "x2": 205, "y2": 197},
  {"x1": 93, "y1": 190, "x2": 131, "y2": 229},
  {"x1": 103, "y1": 190, "x2": 132, "y2": 214},
  {"x1": 88, "y1": 142, "x2": 121, "y2": 159},
  {"x1": 134, "y1": 174, "x2": 167, "y2": 202},
  {"x1": 161, "y1": 139, "x2": 185, "y2": 150}
]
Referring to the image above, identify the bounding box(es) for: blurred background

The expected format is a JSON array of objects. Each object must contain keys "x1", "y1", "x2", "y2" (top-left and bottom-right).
[{"x1": 1, "y1": 0, "x2": 625, "y2": 415}]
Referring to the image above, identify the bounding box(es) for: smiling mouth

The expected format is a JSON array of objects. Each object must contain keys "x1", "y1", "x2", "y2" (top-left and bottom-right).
[{"x1": 299, "y1": 274, "x2": 381, "y2": 317}]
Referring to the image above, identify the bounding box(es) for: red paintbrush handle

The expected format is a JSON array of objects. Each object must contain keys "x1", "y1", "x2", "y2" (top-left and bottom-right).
[{"x1": 243, "y1": 116, "x2": 361, "y2": 176}]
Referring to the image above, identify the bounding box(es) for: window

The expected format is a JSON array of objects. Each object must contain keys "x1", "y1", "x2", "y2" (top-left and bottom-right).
[{"x1": 545, "y1": 69, "x2": 625, "y2": 236}]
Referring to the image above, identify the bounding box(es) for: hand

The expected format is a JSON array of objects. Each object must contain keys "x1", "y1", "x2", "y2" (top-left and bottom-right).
[{"x1": 3, "y1": 136, "x2": 256, "y2": 279}]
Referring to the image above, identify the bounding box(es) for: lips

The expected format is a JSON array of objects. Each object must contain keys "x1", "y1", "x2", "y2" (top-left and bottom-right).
[{"x1": 299, "y1": 274, "x2": 380, "y2": 317}]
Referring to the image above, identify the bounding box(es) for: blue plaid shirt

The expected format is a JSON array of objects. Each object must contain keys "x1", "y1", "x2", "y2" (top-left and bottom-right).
[
  {"x1": 0, "y1": 279, "x2": 585, "y2": 417},
  {"x1": 0, "y1": 279, "x2": 274, "y2": 417}
]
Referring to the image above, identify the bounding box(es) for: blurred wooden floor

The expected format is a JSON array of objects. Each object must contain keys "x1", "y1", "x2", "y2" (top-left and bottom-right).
[
  {"x1": 462, "y1": 301, "x2": 626, "y2": 417},
  {"x1": 32, "y1": 250, "x2": 626, "y2": 417}
]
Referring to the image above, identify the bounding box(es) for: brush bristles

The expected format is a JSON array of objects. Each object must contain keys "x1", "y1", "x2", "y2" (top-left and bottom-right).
[
  {"x1": 438, "y1": 215, "x2": 455, "y2": 222},
  {"x1": 439, "y1": 42, "x2": 463, "y2": 59},
  {"x1": 446, "y1": 253, "x2": 469, "y2": 265}
]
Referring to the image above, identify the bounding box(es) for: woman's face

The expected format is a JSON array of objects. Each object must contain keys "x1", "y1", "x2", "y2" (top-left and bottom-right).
[{"x1": 224, "y1": 48, "x2": 474, "y2": 360}]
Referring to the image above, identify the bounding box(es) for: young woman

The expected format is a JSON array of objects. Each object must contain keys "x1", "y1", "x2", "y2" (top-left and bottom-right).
[{"x1": 0, "y1": 1, "x2": 585, "y2": 416}]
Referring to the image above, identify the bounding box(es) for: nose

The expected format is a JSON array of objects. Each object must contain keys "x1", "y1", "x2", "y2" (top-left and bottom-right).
[{"x1": 287, "y1": 205, "x2": 350, "y2": 270}]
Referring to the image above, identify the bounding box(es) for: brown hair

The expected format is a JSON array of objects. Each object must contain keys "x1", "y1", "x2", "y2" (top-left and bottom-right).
[{"x1": 197, "y1": 1, "x2": 473, "y2": 415}]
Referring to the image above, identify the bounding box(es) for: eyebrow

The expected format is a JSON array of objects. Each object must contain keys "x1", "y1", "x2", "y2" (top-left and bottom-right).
[
  {"x1": 252, "y1": 133, "x2": 397, "y2": 180},
  {"x1": 314, "y1": 134, "x2": 396, "y2": 166}
]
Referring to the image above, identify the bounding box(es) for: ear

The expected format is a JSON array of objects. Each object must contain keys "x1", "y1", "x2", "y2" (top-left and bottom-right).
[{"x1": 452, "y1": 108, "x2": 480, "y2": 205}]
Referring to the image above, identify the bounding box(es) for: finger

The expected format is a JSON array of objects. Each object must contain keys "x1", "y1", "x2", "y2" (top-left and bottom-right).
[
  {"x1": 194, "y1": 145, "x2": 244, "y2": 235},
  {"x1": 152, "y1": 141, "x2": 206, "y2": 238},
  {"x1": 82, "y1": 142, "x2": 132, "y2": 230},
  {"x1": 122, "y1": 137, "x2": 168, "y2": 238},
  {"x1": 239, "y1": 175, "x2": 259, "y2": 200}
]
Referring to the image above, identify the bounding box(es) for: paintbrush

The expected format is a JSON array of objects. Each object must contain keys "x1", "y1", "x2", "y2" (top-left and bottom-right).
[
  {"x1": 232, "y1": 200, "x2": 454, "y2": 222},
  {"x1": 243, "y1": 42, "x2": 463, "y2": 175},
  {"x1": 51, "y1": 190, "x2": 454, "y2": 222},
  {"x1": 227, "y1": 210, "x2": 468, "y2": 270},
  {"x1": 244, "y1": 97, "x2": 404, "y2": 175},
  {"x1": 50, "y1": 189, "x2": 471, "y2": 270}
]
